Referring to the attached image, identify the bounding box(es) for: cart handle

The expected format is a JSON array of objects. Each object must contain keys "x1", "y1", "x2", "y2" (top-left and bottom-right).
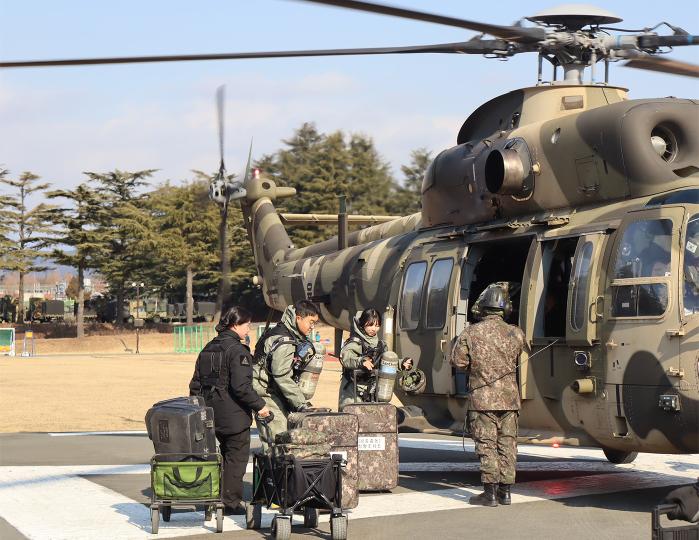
[{"x1": 256, "y1": 410, "x2": 275, "y2": 424}]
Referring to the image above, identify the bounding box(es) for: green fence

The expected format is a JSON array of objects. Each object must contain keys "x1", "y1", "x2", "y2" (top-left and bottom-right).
[
  {"x1": 174, "y1": 325, "x2": 212, "y2": 353},
  {"x1": 0, "y1": 328, "x2": 15, "y2": 356}
]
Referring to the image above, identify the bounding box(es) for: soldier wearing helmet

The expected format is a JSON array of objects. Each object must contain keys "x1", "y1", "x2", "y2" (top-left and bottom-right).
[
  {"x1": 684, "y1": 216, "x2": 699, "y2": 316},
  {"x1": 451, "y1": 281, "x2": 525, "y2": 507}
]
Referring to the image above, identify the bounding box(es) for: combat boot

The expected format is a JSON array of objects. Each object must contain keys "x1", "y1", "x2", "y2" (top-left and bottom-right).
[
  {"x1": 497, "y1": 484, "x2": 511, "y2": 505},
  {"x1": 469, "y1": 483, "x2": 498, "y2": 507}
]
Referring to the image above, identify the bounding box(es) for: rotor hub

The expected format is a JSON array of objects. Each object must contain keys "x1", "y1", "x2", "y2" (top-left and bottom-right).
[{"x1": 527, "y1": 4, "x2": 622, "y2": 29}]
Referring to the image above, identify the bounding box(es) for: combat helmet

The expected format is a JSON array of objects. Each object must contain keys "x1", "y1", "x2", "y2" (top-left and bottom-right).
[{"x1": 471, "y1": 281, "x2": 519, "y2": 320}]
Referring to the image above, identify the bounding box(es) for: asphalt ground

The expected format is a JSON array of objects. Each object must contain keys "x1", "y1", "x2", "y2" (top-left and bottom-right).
[{"x1": 1, "y1": 431, "x2": 698, "y2": 539}]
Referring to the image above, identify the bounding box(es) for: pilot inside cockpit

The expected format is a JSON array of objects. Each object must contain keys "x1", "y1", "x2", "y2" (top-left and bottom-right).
[{"x1": 616, "y1": 220, "x2": 672, "y2": 279}]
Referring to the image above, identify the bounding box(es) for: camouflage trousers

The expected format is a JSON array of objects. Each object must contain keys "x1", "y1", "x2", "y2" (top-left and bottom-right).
[
  {"x1": 254, "y1": 393, "x2": 289, "y2": 452},
  {"x1": 469, "y1": 410, "x2": 519, "y2": 485},
  {"x1": 338, "y1": 379, "x2": 369, "y2": 411}
]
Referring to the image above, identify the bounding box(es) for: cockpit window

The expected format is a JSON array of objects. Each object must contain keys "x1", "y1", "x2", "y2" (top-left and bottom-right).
[
  {"x1": 614, "y1": 219, "x2": 672, "y2": 279},
  {"x1": 612, "y1": 219, "x2": 673, "y2": 318},
  {"x1": 684, "y1": 214, "x2": 699, "y2": 317}
]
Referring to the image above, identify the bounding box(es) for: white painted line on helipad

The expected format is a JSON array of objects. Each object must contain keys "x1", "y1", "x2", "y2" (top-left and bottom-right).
[
  {"x1": 48, "y1": 430, "x2": 148, "y2": 437},
  {"x1": 2, "y1": 450, "x2": 698, "y2": 539}
]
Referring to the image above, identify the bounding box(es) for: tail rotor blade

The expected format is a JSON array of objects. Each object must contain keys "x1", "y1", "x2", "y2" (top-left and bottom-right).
[
  {"x1": 243, "y1": 138, "x2": 254, "y2": 184},
  {"x1": 216, "y1": 85, "x2": 226, "y2": 174}
]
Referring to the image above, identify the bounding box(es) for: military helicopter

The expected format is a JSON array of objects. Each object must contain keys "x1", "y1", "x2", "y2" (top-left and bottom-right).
[{"x1": 4, "y1": 1, "x2": 698, "y2": 463}]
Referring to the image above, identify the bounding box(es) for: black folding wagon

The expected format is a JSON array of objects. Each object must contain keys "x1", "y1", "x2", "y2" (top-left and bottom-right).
[{"x1": 246, "y1": 419, "x2": 348, "y2": 540}]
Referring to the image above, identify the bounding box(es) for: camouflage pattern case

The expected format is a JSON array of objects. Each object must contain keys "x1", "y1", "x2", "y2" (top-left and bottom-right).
[
  {"x1": 287, "y1": 411, "x2": 359, "y2": 509},
  {"x1": 342, "y1": 403, "x2": 398, "y2": 491}
]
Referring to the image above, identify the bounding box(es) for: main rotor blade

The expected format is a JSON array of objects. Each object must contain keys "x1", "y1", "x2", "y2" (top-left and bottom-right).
[
  {"x1": 0, "y1": 41, "x2": 511, "y2": 68},
  {"x1": 637, "y1": 34, "x2": 699, "y2": 49},
  {"x1": 297, "y1": 0, "x2": 546, "y2": 43},
  {"x1": 623, "y1": 55, "x2": 699, "y2": 78}
]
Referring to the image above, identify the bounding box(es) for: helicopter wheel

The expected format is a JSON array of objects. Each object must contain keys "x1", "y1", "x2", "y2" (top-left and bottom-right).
[{"x1": 602, "y1": 448, "x2": 638, "y2": 464}]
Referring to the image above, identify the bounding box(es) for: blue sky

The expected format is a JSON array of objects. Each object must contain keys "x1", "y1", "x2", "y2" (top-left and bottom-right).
[{"x1": 1, "y1": 0, "x2": 698, "y2": 194}]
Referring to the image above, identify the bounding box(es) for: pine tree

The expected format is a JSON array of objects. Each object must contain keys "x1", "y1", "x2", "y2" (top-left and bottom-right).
[
  {"x1": 0, "y1": 171, "x2": 55, "y2": 322},
  {"x1": 150, "y1": 180, "x2": 219, "y2": 324},
  {"x1": 46, "y1": 183, "x2": 108, "y2": 337},
  {"x1": 387, "y1": 147, "x2": 432, "y2": 215},
  {"x1": 0, "y1": 170, "x2": 14, "y2": 265},
  {"x1": 255, "y1": 123, "x2": 398, "y2": 248},
  {"x1": 85, "y1": 169, "x2": 157, "y2": 325}
]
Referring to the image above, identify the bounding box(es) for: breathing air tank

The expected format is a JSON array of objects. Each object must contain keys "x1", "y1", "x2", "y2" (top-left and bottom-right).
[
  {"x1": 298, "y1": 342, "x2": 325, "y2": 400},
  {"x1": 375, "y1": 351, "x2": 399, "y2": 402}
]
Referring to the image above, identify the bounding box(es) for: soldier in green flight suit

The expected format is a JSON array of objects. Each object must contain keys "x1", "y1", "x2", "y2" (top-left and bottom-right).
[{"x1": 252, "y1": 300, "x2": 319, "y2": 451}]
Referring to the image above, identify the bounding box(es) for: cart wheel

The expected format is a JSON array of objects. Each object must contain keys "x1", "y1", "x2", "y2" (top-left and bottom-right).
[
  {"x1": 272, "y1": 516, "x2": 291, "y2": 540},
  {"x1": 150, "y1": 506, "x2": 160, "y2": 534},
  {"x1": 330, "y1": 515, "x2": 348, "y2": 540},
  {"x1": 215, "y1": 506, "x2": 224, "y2": 533},
  {"x1": 303, "y1": 506, "x2": 319, "y2": 528},
  {"x1": 204, "y1": 505, "x2": 213, "y2": 521},
  {"x1": 161, "y1": 505, "x2": 171, "y2": 522},
  {"x1": 246, "y1": 503, "x2": 262, "y2": 529}
]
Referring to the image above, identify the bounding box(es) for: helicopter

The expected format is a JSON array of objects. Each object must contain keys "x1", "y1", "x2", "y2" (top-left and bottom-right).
[{"x1": 3, "y1": 0, "x2": 698, "y2": 464}]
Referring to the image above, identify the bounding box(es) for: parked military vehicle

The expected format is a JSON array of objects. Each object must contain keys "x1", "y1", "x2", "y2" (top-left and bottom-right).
[
  {"x1": 126, "y1": 297, "x2": 168, "y2": 324},
  {"x1": 6, "y1": 1, "x2": 697, "y2": 462},
  {"x1": 0, "y1": 296, "x2": 16, "y2": 323},
  {"x1": 166, "y1": 301, "x2": 216, "y2": 323},
  {"x1": 28, "y1": 299, "x2": 66, "y2": 323}
]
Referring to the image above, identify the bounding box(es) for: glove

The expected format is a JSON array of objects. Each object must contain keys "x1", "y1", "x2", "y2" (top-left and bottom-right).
[
  {"x1": 297, "y1": 402, "x2": 312, "y2": 412},
  {"x1": 662, "y1": 483, "x2": 699, "y2": 522}
]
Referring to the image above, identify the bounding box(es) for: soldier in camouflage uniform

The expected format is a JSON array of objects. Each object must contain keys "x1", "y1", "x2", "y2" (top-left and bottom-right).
[
  {"x1": 451, "y1": 282, "x2": 525, "y2": 507},
  {"x1": 253, "y1": 300, "x2": 319, "y2": 451}
]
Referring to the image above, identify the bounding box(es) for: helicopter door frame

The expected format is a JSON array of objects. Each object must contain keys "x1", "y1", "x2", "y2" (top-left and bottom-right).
[
  {"x1": 566, "y1": 232, "x2": 608, "y2": 346},
  {"x1": 395, "y1": 240, "x2": 464, "y2": 395}
]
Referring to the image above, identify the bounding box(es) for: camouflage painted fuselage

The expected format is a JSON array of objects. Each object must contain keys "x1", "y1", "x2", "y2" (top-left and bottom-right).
[{"x1": 241, "y1": 85, "x2": 699, "y2": 455}]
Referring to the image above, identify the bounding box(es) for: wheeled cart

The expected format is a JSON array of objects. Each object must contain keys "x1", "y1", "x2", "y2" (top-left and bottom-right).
[
  {"x1": 247, "y1": 415, "x2": 348, "y2": 540},
  {"x1": 149, "y1": 453, "x2": 224, "y2": 534},
  {"x1": 652, "y1": 504, "x2": 699, "y2": 539}
]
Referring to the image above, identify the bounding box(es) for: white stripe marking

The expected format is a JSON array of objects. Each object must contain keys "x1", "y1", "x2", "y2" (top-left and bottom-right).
[
  {"x1": 2, "y1": 437, "x2": 697, "y2": 538},
  {"x1": 48, "y1": 430, "x2": 148, "y2": 437}
]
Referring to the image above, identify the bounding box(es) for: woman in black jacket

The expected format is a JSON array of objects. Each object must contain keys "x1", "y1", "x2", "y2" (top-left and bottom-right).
[{"x1": 190, "y1": 305, "x2": 270, "y2": 515}]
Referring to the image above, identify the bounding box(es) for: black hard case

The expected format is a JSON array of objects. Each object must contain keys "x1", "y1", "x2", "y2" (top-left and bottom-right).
[{"x1": 145, "y1": 396, "x2": 217, "y2": 455}]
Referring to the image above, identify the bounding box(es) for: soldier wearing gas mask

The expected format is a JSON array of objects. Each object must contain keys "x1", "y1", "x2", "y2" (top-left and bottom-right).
[
  {"x1": 253, "y1": 300, "x2": 319, "y2": 450},
  {"x1": 451, "y1": 282, "x2": 525, "y2": 508}
]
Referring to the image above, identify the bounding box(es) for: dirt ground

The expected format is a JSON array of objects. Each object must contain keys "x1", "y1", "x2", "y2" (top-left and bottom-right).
[
  {"x1": 0, "y1": 353, "x2": 347, "y2": 432},
  {"x1": 0, "y1": 323, "x2": 400, "y2": 433}
]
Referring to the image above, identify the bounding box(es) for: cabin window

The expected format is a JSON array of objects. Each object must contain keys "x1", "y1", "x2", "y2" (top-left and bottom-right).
[
  {"x1": 684, "y1": 214, "x2": 699, "y2": 317},
  {"x1": 613, "y1": 219, "x2": 672, "y2": 279},
  {"x1": 400, "y1": 261, "x2": 427, "y2": 330},
  {"x1": 425, "y1": 258, "x2": 454, "y2": 329},
  {"x1": 571, "y1": 241, "x2": 593, "y2": 331},
  {"x1": 611, "y1": 219, "x2": 672, "y2": 318}
]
